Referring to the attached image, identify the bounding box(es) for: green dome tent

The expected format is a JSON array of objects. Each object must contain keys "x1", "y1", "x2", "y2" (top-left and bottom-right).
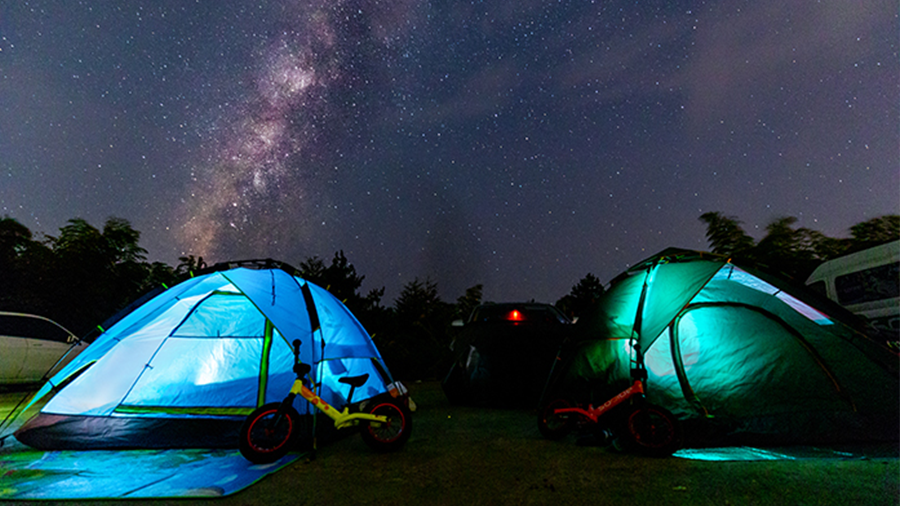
[
  {"x1": 546, "y1": 248, "x2": 899, "y2": 444},
  {"x1": 14, "y1": 261, "x2": 401, "y2": 450}
]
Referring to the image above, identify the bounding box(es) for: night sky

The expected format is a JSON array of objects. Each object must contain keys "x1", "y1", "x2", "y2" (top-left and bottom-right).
[{"x1": 2, "y1": 1, "x2": 897, "y2": 303}]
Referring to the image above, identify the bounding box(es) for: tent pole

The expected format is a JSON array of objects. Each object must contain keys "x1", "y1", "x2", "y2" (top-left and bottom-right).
[
  {"x1": 630, "y1": 264, "x2": 655, "y2": 372},
  {"x1": 300, "y1": 282, "x2": 324, "y2": 456},
  {"x1": 668, "y1": 317, "x2": 710, "y2": 417},
  {"x1": 257, "y1": 319, "x2": 274, "y2": 408}
]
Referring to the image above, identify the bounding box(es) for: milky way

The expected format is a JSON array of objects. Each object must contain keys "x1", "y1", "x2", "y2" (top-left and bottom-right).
[
  {"x1": 179, "y1": 2, "x2": 372, "y2": 260},
  {"x1": 2, "y1": 1, "x2": 897, "y2": 302}
]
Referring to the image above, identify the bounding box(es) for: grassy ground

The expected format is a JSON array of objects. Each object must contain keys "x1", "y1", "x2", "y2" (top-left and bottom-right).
[{"x1": 2, "y1": 381, "x2": 898, "y2": 506}]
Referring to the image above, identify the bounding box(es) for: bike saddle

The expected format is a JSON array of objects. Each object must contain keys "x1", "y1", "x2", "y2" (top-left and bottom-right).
[{"x1": 338, "y1": 373, "x2": 369, "y2": 388}]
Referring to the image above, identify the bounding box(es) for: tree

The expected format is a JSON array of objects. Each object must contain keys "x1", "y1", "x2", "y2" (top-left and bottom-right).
[
  {"x1": 380, "y1": 278, "x2": 455, "y2": 380},
  {"x1": 0, "y1": 216, "x2": 34, "y2": 266},
  {"x1": 0, "y1": 217, "x2": 51, "y2": 315},
  {"x1": 176, "y1": 255, "x2": 207, "y2": 276},
  {"x1": 322, "y1": 250, "x2": 366, "y2": 306},
  {"x1": 298, "y1": 251, "x2": 387, "y2": 332},
  {"x1": 42, "y1": 217, "x2": 154, "y2": 335},
  {"x1": 454, "y1": 284, "x2": 483, "y2": 321},
  {"x1": 298, "y1": 255, "x2": 327, "y2": 284},
  {"x1": 299, "y1": 251, "x2": 365, "y2": 305},
  {"x1": 698, "y1": 212, "x2": 900, "y2": 283},
  {"x1": 752, "y1": 216, "x2": 823, "y2": 280},
  {"x1": 394, "y1": 278, "x2": 442, "y2": 323},
  {"x1": 141, "y1": 261, "x2": 178, "y2": 292},
  {"x1": 698, "y1": 212, "x2": 755, "y2": 258},
  {"x1": 850, "y1": 215, "x2": 899, "y2": 248},
  {"x1": 556, "y1": 273, "x2": 605, "y2": 320},
  {"x1": 102, "y1": 217, "x2": 148, "y2": 264}
]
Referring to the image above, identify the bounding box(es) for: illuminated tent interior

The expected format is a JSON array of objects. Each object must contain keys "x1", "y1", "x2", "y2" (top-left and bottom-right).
[
  {"x1": 14, "y1": 261, "x2": 396, "y2": 450},
  {"x1": 548, "y1": 248, "x2": 899, "y2": 444}
]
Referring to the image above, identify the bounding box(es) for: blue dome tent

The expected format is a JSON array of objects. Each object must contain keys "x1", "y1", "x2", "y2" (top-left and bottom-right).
[{"x1": 15, "y1": 260, "x2": 401, "y2": 450}]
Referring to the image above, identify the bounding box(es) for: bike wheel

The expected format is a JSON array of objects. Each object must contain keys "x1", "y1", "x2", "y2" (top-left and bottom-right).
[
  {"x1": 360, "y1": 400, "x2": 412, "y2": 452},
  {"x1": 537, "y1": 398, "x2": 574, "y2": 440},
  {"x1": 623, "y1": 403, "x2": 682, "y2": 457},
  {"x1": 239, "y1": 403, "x2": 300, "y2": 464}
]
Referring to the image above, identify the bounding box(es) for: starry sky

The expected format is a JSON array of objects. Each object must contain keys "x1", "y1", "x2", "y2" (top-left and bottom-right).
[{"x1": 1, "y1": 1, "x2": 897, "y2": 303}]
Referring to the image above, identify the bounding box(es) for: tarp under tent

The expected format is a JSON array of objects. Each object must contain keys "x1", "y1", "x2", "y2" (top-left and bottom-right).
[
  {"x1": 544, "y1": 248, "x2": 899, "y2": 445},
  {"x1": 14, "y1": 260, "x2": 399, "y2": 450}
]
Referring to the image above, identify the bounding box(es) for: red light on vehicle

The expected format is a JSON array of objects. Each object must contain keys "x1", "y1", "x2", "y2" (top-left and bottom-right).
[{"x1": 507, "y1": 310, "x2": 524, "y2": 321}]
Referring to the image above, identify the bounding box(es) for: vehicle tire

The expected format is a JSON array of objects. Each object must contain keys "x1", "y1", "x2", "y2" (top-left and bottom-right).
[
  {"x1": 360, "y1": 400, "x2": 412, "y2": 452},
  {"x1": 623, "y1": 403, "x2": 682, "y2": 457},
  {"x1": 239, "y1": 403, "x2": 300, "y2": 464},
  {"x1": 537, "y1": 398, "x2": 574, "y2": 440}
]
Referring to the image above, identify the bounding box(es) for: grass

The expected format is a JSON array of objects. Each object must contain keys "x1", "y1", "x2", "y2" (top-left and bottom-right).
[{"x1": 2, "y1": 381, "x2": 898, "y2": 506}]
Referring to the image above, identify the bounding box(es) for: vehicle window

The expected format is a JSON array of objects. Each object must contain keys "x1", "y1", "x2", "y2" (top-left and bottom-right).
[
  {"x1": 0, "y1": 314, "x2": 73, "y2": 343},
  {"x1": 532, "y1": 307, "x2": 572, "y2": 324},
  {"x1": 835, "y1": 263, "x2": 900, "y2": 306},
  {"x1": 546, "y1": 306, "x2": 572, "y2": 324},
  {"x1": 806, "y1": 280, "x2": 827, "y2": 297}
]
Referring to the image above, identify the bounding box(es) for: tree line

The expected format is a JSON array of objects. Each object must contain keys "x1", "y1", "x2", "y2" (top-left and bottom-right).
[
  {"x1": 698, "y1": 213, "x2": 898, "y2": 282},
  {"x1": 1, "y1": 213, "x2": 896, "y2": 379}
]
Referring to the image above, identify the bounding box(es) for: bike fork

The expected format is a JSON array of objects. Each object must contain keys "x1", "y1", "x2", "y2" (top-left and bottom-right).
[{"x1": 269, "y1": 393, "x2": 297, "y2": 427}]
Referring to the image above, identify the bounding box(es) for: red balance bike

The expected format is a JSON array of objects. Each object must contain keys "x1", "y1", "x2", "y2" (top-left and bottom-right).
[
  {"x1": 239, "y1": 339, "x2": 412, "y2": 464},
  {"x1": 537, "y1": 341, "x2": 682, "y2": 457}
]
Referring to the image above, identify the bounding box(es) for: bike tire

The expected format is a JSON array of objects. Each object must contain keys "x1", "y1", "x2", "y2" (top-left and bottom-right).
[
  {"x1": 239, "y1": 403, "x2": 301, "y2": 464},
  {"x1": 360, "y1": 400, "x2": 412, "y2": 452},
  {"x1": 623, "y1": 403, "x2": 682, "y2": 457},
  {"x1": 537, "y1": 398, "x2": 574, "y2": 440}
]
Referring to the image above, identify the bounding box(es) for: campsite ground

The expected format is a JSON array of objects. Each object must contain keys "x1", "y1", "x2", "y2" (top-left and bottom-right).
[{"x1": 3, "y1": 381, "x2": 898, "y2": 506}]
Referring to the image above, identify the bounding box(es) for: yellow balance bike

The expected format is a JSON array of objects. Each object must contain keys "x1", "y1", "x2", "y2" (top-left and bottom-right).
[{"x1": 239, "y1": 339, "x2": 412, "y2": 463}]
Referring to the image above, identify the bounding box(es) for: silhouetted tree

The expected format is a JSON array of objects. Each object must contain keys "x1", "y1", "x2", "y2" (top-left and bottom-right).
[
  {"x1": 175, "y1": 255, "x2": 206, "y2": 276},
  {"x1": 0, "y1": 216, "x2": 34, "y2": 267},
  {"x1": 322, "y1": 251, "x2": 365, "y2": 305},
  {"x1": 699, "y1": 212, "x2": 900, "y2": 282},
  {"x1": 556, "y1": 273, "x2": 605, "y2": 320},
  {"x1": 379, "y1": 278, "x2": 454, "y2": 380},
  {"x1": 298, "y1": 256, "x2": 327, "y2": 282},
  {"x1": 299, "y1": 251, "x2": 388, "y2": 334},
  {"x1": 142, "y1": 262, "x2": 178, "y2": 292},
  {"x1": 752, "y1": 217, "x2": 824, "y2": 280},
  {"x1": 0, "y1": 217, "x2": 52, "y2": 315},
  {"x1": 454, "y1": 284, "x2": 483, "y2": 321},
  {"x1": 394, "y1": 278, "x2": 441, "y2": 321},
  {"x1": 698, "y1": 212, "x2": 755, "y2": 258},
  {"x1": 850, "y1": 215, "x2": 899, "y2": 249},
  {"x1": 43, "y1": 217, "x2": 152, "y2": 334},
  {"x1": 102, "y1": 217, "x2": 148, "y2": 265}
]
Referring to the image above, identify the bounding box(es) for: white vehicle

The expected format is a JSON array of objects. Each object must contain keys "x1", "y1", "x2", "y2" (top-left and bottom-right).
[
  {"x1": 805, "y1": 240, "x2": 899, "y2": 334},
  {"x1": 0, "y1": 312, "x2": 86, "y2": 386}
]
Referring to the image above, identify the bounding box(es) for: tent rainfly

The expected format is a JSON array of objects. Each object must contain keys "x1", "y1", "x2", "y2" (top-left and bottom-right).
[
  {"x1": 15, "y1": 261, "x2": 398, "y2": 450},
  {"x1": 546, "y1": 248, "x2": 899, "y2": 444}
]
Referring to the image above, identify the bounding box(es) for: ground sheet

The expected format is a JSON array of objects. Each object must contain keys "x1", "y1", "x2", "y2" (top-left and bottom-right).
[
  {"x1": 674, "y1": 444, "x2": 898, "y2": 461},
  {"x1": 0, "y1": 442, "x2": 301, "y2": 500},
  {"x1": 0, "y1": 390, "x2": 304, "y2": 500}
]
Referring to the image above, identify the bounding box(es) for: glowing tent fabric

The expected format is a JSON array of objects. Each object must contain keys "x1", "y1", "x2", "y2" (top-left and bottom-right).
[
  {"x1": 551, "y1": 248, "x2": 899, "y2": 444},
  {"x1": 15, "y1": 265, "x2": 393, "y2": 449}
]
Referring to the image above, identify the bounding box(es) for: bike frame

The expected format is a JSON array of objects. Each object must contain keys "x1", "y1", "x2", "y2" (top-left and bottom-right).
[
  {"x1": 553, "y1": 379, "x2": 645, "y2": 423},
  {"x1": 284, "y1": 378, "x2": 387, "y2": 430}
]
